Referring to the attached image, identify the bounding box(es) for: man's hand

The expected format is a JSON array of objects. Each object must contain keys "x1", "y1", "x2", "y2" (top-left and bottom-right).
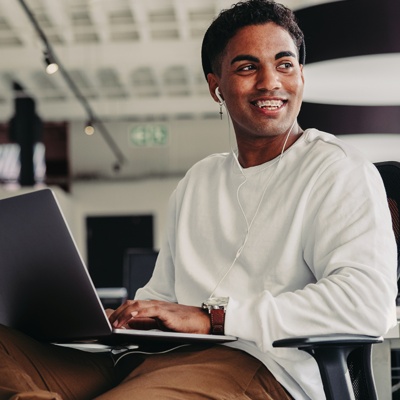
[{"x1": 108, "y1": 300, "x2": 211, "y2": 334}]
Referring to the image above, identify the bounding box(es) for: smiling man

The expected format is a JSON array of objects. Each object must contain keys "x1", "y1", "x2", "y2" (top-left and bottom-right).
[
  {"x1": 0, "y1": 1, "x2": 397, "y2": 400},
  {"x1": 206, "y1": 23, "x2": 304, "y2": 166}
]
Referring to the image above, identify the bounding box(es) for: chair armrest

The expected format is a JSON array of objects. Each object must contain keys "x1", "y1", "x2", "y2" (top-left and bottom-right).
[
  {"x1": 273, "y1": 334, "x2": 382, "y2": 400},
  {"x1": 273, "y1": 334, "x2": 382, "y2": 349}
]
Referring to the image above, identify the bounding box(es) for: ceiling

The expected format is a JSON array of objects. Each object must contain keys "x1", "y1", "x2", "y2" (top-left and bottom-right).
[
  {"x1": 0, "y1": 0, "x2": 337, "y2": 123},
  {"x1": 1, "y1": 0, "x2": 399, "y2": 182}
]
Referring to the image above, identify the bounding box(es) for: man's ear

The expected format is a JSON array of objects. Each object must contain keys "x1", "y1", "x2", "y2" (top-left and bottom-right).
[
  {"x1": 300, "y1": 64, "x2": 305, "y2": 84},
  {"x1": 207, "y1": 73, "x2": 220, "y2": 103}
]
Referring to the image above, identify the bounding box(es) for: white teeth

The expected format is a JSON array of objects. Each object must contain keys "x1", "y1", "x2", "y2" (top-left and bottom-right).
[{"x1": 254, "y1": 100, "x2": 284, "y2": 110}]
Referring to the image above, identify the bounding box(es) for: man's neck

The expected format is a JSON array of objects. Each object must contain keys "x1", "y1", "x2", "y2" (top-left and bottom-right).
[{"x1": 236, "y1": 129, "x2": 303, "y2": 168}]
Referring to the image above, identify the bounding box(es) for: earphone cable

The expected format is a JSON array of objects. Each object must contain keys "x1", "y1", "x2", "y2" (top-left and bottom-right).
[{"x1": 209, "y1": 118, "x2": 297, "y2": 299}]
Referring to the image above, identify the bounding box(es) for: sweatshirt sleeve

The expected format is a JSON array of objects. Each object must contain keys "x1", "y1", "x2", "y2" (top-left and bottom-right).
[
  {"x1": 134, "y1": 190, "x2": 178, "y2": 303},
  {"x1": 225, "y1": 158, "x2": 398, "y2": 353}
]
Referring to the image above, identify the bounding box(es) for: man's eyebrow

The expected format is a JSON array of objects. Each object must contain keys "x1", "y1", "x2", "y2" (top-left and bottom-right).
[
  {"x1": 230, "y1": 54, "x2": 260, "y2": 65},
  {"x1": 230, "y1": 51, "x2": 297, "y2": 65},
  {"x1": 275, "y1": 51, "x2": 297, "y2": 60}
]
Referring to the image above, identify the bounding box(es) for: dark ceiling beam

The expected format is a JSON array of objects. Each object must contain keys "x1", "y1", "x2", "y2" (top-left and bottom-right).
[
  {"x1": 295, "y1": 0, "x2": 400, "y2": 135},
  {"x1": 295, "y1": 0, "x2": 400, "y2": 64},
  {"x1": 299, "y1": 103, "x2": 400, "y2": 135}
]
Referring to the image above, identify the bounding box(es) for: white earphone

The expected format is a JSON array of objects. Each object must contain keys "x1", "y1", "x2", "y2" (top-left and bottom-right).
[{"x1": 215, "y1": 87, "x2": 224, "y2": 104}]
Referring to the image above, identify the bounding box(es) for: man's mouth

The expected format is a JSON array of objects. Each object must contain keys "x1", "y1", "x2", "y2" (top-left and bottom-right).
[{"x1": 252, "y1": 99, "x2": 286, "y2": 111}]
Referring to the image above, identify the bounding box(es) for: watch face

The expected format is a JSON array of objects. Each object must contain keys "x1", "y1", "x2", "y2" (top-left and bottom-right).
[{"x1": 204, "y1": 297, "x2": 229, "y2": 308}]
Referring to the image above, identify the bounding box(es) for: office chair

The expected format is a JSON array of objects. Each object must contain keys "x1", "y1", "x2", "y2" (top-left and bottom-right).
[
  {"x1": 123, "y1": 248, "x2": 158, "y2": 299},
  {"x1": 376, "y1": 162, "x2": 400, "y2": 282},
  {"x1": 273, "y1": 161, "x2": 400, "y2": 400}
]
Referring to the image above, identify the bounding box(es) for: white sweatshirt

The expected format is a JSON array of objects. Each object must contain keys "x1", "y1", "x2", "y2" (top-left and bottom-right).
[{"x1": 136, "y1": 129, "x2": 397, "y2": 399}]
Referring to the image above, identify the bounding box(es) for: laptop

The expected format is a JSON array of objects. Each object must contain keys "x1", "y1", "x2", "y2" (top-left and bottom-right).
[{"x1": 0, "y1": 189, "x2": 237, "y2": 345}]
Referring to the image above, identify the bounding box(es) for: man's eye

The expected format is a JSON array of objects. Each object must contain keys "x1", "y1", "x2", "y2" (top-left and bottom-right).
[
  {"x1": 278, "y1": 62, "x2": 293, "y2": 70},
  {"x1": 238, "y1": 64, "x2": 256, "y2": 72}
]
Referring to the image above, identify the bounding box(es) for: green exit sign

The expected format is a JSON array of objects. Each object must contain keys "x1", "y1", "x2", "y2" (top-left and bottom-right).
[{"x1": 128, "y1": 124, "x2": 168, "y2": 147}]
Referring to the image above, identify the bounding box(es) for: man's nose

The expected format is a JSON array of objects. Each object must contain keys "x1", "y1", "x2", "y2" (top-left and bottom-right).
[{"x1": 256, "y1": 67, "x2": 281, "y2": 91}]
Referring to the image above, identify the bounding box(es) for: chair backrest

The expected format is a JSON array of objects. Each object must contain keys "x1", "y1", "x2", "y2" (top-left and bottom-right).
[
  {"x1": 374, "y1": 161, "x2": 400, "y2": 280},
  {"x1": 347, "y1": 344, "x2": 377, "y2": 400},
  {"x1": 332, "y1": 161, "x2": 400, "y2": 400},
  {"x1": 123, "y1": 248, "x2": 158, "y2": 299},
  {"x1": 343, "y1": 161, "x2": 400, "y2": 400}
]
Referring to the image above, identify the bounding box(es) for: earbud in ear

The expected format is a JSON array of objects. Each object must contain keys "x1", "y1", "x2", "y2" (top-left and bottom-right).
[
  {"x1": 215, "y1": 87, "x2": 224, "y2": 104},
  {"x1": 215, "y1": 87, "x2": 225, "y2": 120}
]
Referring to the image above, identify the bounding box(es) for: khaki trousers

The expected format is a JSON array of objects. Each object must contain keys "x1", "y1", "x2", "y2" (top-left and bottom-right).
[{"x1": 0, "y1": 325, "x2": 292, "y2": 400}]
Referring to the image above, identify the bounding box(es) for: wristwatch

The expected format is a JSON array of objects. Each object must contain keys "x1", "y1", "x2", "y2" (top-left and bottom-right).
[{"x1": 202, "y1": 297, "x2": 229, "y2": 335}]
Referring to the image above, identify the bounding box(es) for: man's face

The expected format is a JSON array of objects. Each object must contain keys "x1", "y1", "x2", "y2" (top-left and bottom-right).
[{"x1": 208, "y1": 22, "x2": 304, "y2": 142}]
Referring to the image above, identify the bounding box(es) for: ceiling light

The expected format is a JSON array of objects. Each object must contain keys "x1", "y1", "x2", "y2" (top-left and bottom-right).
[
  {"x1": 84, "y1": 120, "x2": 95, "y2": 136},
  {"x1": 44, "y1": 51, "x2": 59, "y2": 75}
]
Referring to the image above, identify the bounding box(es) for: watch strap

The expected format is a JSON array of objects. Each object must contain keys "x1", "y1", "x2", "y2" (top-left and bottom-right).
[{"x1": 210, "y1": 308, "x2": 225, "y2": 335}]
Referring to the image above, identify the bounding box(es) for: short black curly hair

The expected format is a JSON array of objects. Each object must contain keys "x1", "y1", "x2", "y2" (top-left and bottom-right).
[{"x1": 201, "y1": 0, "x2": 305, "y2": 79}]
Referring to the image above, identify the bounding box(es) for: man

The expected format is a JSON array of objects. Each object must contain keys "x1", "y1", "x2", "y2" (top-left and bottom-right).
[{"x1": 0, "y1": 1, "x2": 397, "y2": 399}]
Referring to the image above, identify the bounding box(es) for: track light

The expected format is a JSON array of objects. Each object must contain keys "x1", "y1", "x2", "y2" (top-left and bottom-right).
[
  {"x1": 19, "y1": 0, "x2": 126, "y2": 166},
  {"x1": 84, "y1": 120, "x2": 95, "y2": 136},
  {"x1": 44, "y1": 51, "x2": 59, "y2": 75}
]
